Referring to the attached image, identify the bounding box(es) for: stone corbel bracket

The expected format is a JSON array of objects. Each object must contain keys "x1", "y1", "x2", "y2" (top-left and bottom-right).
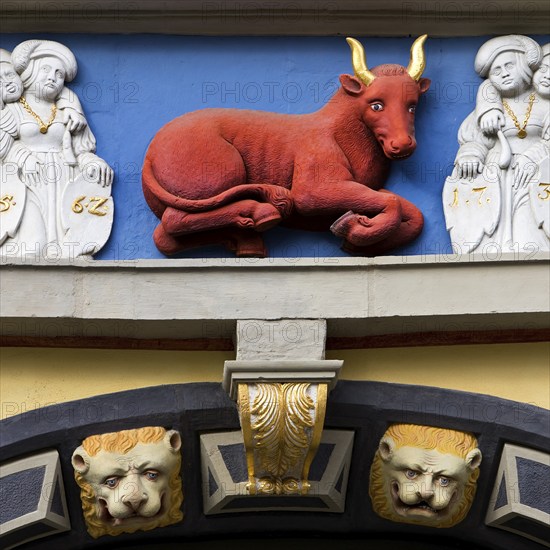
[
  {"x1": 222, "y1": 319, "x2": 342, "y2": 497},
  {"x1": 224, "y1": 359, "x2": 342, "y2": 495}
]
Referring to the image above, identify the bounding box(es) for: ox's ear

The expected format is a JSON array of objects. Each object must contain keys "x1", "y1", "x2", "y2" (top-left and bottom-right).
[
  {"x1": 339, "y1": 74, "x2": 364, "y2": 96},
  {"x1": 418, "y1": 77, "x2": 431, "y2": 94}
]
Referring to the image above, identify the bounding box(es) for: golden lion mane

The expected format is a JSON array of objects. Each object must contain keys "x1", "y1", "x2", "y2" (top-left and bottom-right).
[
  {"x1": 74, "y1": 426, "x2": 183, "y2": 539},
  {"x1": 369, "y1": 424, "x2": 480, "y2": 528}
]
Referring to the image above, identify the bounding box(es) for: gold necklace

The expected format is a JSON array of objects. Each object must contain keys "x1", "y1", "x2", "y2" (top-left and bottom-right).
[
  {"x1": 502, "y1": 93, "x2": 535, "y2": 139},
  {"x1": 19, "y1": 97, "x2": 57, "y2": 134}
]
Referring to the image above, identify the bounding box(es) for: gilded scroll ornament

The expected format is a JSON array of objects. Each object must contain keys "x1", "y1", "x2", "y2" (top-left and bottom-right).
[{"x1": 238, "y1": 382, "x2": 328, "y2": 495}]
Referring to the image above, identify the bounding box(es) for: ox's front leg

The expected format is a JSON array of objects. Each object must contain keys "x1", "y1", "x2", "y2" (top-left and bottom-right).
[
  {"x1": 330, "y1": 193, "x2": 402, "y2": 246},
  {"x1": 343, "y1": 193, "x2": 424, "y2": 255},
  {"x1": 293, "y1": 176, "x2": 402, "y2": 247}
]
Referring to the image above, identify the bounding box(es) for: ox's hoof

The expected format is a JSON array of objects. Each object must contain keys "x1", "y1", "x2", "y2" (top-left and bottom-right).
[
  {"x1": 251, "y1": 203, "x2": 282, "y2": 232},
  {"x1": 330, "y1": 211, "x2": 366, "y2": 238},
  {"x1": 153, "y1": 224, "x2": 185, "y2": 255},
  {"x1": 331, "y1": 207, "x2": 402, "y2": 247},
  {"x1": 235, "y1": 242, "x2": 268, "y2": 257},
  {"x1": 226, "y1": 231, "x2": 268, "y2": 257}
]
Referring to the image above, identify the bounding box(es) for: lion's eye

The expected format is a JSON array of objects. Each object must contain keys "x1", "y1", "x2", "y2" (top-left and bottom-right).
[
  {"x1": 371, "y1": 103, "x2": 384, "y2": 112},
  {"x1": 405, "y1": 470, "x2": 418, "y2": 479},
  {"x1": 104, "y1": 477, "x2": 120, "y2": 489},
  {"x1": 144, "y1": 470, "x2": 159, "y2": 481},
  {"x1": 408, "y1": 105, "x2": 416, "y2": 113},
  {"x1": 438, "y1": 476, "x2": 450, "y2": 487}
]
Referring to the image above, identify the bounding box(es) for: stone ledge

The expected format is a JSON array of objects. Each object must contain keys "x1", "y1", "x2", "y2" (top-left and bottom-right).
[{"x1": 1, "y1": 253, "x2": 548, "y2": 341}]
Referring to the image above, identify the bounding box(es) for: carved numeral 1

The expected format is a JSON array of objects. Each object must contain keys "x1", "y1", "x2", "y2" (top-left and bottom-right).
[
  {"x1": 0, "y1": 195, "x2": 16, "y2": 213},
  {"x1": 451, "y1": 188, "x2": 459, "y2": 207}
]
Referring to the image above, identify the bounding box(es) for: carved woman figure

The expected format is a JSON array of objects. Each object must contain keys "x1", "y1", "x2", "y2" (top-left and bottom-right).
[
  {"x1": 1, "y1": 40, "x2": 114, "y2": 260},
  {"x1": 443, "y1": 36, "x2": 549, "y2": 254},
  {"x1": 0, "y1": 48, "x2": 33, "y2": 245}
]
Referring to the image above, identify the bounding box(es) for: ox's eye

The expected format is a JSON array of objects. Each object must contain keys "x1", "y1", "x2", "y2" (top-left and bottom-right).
[
  {"x1": 144, "y1": 470, "x2": 159, "y2": 481},
  {"x1": 405, "y1": 470, "x2": 418, "y2": 479},
  {"x1": 104, "y1": 476, "x2": 120, "y2": 489},
  {"x1": 438, "y1": 476, "x2": 451, "y2": 487},
  {"x1": 370, "y1": 103, "x2": 384, "y2": 112},
  {"x1": 408, "y1": 105, "x2": 416, "y2": 114}
]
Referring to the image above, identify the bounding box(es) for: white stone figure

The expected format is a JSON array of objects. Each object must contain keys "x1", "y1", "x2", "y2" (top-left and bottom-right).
[
  {"x1": 0, "y1": 40, "x2": 114, "y2": 261},
  {"x1": 0, "y1": 49, "x2": 27, "y2": 245},
  {"x1": 443, "y1": 36, "x2": 550, "y2": 254}
]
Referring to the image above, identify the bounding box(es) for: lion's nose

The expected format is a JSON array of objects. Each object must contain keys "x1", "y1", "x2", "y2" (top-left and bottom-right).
[
  {"x1": 122, "y1": 489, "x2": 148, "y2": 511},
  {"x1": 416, "y1": 479, "x2": 435, "y2": 499}
]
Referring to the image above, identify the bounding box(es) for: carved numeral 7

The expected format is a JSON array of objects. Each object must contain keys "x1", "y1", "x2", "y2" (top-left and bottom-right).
[{"x1": 472, "y1": 186, "x2": 487, "y2": 205}]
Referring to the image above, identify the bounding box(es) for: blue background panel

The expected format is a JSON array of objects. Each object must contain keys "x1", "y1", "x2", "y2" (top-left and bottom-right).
[{"x1": 1, "y1": 35, "x2": 547, "y2": 259}]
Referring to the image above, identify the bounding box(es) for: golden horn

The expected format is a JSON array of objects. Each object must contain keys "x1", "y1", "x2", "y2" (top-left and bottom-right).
[
  {"x1": 346, "y1": 37, "x2": 376, "y2": 87},
  {"x1": 406, "y1": 34, "x2": 428, "y2": 81}
]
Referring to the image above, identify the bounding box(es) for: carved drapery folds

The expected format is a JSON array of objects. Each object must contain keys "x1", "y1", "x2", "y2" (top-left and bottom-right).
[{"x1": 223, "y1": 320, "x2": 342, "y2": 498}]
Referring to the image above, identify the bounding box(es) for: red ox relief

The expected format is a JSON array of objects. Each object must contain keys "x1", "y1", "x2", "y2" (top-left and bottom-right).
[{"x1": 142, "y1": 36, "x2": 431, "y2": 257}]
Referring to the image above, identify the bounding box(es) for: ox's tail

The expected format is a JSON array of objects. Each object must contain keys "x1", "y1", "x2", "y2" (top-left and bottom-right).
[
  {"x1": 142, "y1": 156, "x2": 293, "y2": 217},
  {"x1": 143, "y1": 156, "x2": 259, "y2": 213}
]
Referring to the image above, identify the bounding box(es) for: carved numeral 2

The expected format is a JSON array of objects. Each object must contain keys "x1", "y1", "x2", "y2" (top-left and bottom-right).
[
  {"x1": 72, "y1": 196, "x2": 109, "y2": 216},
  {"x1": 0, "y1": 195, "x2": 16, "y2": 213}
]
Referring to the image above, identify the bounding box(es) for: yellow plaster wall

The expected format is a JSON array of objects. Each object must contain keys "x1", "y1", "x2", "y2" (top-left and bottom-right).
[
  {"x1": 328, "y1": 342, "x2": 550, "y2": 410},
  {"x1": 1, "y1": 342, "x2": 548, "y2": 419}
]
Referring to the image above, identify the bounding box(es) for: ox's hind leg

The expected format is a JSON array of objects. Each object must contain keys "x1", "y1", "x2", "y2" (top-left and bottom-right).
[
  {"x1": 154, "y1": 224, "x2": 268, "y2": 257},
  {"x1": 342, "y1": 194, "x2": 423, "y2": 256},
  {"x1": 161, "y1": 200, "x2": 282, "y2": 236}
]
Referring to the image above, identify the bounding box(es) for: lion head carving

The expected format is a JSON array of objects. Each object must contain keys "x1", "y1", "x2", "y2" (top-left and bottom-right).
[
  {"x1": 71, "y1": 426, "x2": 183, "y2": 538},
  {"x1": 369, "y1": 424, "x2": 482, "y2": 528}
]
